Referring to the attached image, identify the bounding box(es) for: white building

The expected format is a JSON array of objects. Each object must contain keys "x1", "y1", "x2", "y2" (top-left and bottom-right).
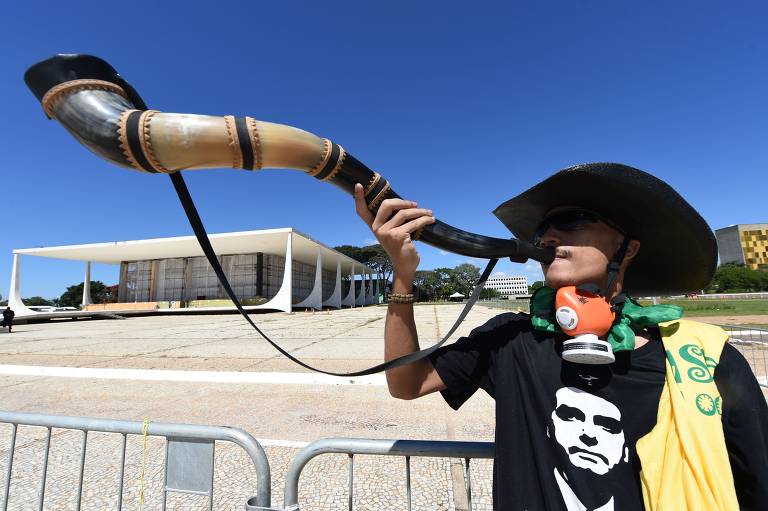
[
  {"x1": 8, "y1": 228, "x2": 380, "y2": 318},
  {"x1": 485, "y1": 275, "x2": 529, "y2": 297}
]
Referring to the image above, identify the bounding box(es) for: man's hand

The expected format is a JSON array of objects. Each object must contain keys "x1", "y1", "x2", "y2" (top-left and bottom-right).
[
  {"x1": 353, "y1": 184, "x2": 446, "y2": 399},
  {"x1": 354, "y1": 183, "x2": 435, "y2": 278}
]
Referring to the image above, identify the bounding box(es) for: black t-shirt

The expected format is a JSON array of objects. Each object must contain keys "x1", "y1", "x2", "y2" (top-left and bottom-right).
[{"x1": 430, "y1": 312, "x2": 768, "y2": 511}]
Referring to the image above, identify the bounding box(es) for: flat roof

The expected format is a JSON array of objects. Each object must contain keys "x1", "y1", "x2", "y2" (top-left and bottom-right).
[{"x1": 14, "y1": 228, "x2": 372, "y2": 272}]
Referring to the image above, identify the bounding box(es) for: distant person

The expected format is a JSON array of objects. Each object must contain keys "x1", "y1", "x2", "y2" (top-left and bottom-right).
[{"x1": 2, "y1": 306, "x2": 15, "y2": 333}]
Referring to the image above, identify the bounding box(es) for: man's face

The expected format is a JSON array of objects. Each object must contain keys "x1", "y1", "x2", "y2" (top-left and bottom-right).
[
  {"x1": 536, "y1": 209, "x2": 628, "y2": 290},
  {"x1": 550, "y1": 387, "x2": 627, "y2": 476}
]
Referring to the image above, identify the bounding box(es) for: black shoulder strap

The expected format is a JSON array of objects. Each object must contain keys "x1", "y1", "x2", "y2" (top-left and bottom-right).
[{"x1": 169, "y1": 171, "x2": 497, "y2": 377}]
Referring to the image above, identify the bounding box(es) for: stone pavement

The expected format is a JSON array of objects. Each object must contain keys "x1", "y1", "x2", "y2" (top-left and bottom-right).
[{"x1": 0, "y1": 304, "x2": 501, "y2": 510}]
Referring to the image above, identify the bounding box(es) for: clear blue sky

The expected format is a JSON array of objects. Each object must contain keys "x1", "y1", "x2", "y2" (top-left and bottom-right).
[{"x1": 1, "y1": 1, "x2": 766, "y2": 299}]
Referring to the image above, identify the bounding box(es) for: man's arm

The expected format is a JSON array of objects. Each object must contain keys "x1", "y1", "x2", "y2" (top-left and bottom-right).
[
  {"x1": 715, "y1": 344, "x2": 768, "y2": 510},
  {"x1": 354, "y1": 184, "x2": 445, "y2": 400},
  {"x1": 384, "y1": 270, "x2": 447, "y2": 399}
]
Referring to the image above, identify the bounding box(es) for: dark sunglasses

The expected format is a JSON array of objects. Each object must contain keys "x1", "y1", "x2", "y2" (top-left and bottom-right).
[{"x1": 532, "y1": 209, "x2": 624, "y2": 244}]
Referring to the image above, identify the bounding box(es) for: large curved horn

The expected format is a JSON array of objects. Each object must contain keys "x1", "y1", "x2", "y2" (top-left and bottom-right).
[{"x1": 25, "y1": 54, "x2": 554, "y2": 263}]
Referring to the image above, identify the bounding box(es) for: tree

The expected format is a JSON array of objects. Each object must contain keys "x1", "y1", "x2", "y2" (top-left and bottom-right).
[
  {"x1": 22, "y1": 296, "x2": 53, "y2": 306},
  {"x1": 364, "y1": 245, "x2": 394, "y2": 284},
  {"x1": 432, "y1": 267, "x2": 455, "y2": 299},
  {"x1": 707, "y1": 264, "x2": 768, "y2": 293},
  {"x1": 58, "y1": 281, "x2": 113, "y2": 308},
  {"x1": 451, "y1": 263, "x2": 481, "y2": 297},
  {"x1": 333, "y1": 245, "x2": 364, "y2": 262},
  {"x1": 334, "y1": 243, "x2": 394, "y2": 288},
  {"x1": 414, "y1": 270, "x2": 444, "y2": 301},
  {"x1": 528, "y1": 281, "x2": 545, "y2": 294},
  {"x1": 480, "y1": 288, "x2": 500, "y2": 299}
]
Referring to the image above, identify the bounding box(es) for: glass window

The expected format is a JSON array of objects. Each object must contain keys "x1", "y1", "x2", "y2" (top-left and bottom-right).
[{"x1": 124, "y1": 260, "x2": 152, "y2": 302}]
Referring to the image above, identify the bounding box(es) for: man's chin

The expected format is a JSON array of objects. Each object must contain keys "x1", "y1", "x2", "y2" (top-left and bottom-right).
[{"x1": 543, "y1": 274, "x2": 575, "y2": 289}]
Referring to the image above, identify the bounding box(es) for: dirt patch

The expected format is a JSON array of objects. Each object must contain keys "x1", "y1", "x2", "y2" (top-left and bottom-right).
[{"x1": 692, "y1": 315, "x2": 768, "y2": 325}]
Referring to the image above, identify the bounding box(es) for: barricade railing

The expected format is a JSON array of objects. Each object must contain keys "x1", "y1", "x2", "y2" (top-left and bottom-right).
[
  {"x1": 721, "y1": 324, "x2": 768, "y2": 388},
  {"x1": 0, "y1": 411, "x2": 271, "y2": 510},
  {"x1": 276, "y1": 437, "x2": 494, "y2": 511}
]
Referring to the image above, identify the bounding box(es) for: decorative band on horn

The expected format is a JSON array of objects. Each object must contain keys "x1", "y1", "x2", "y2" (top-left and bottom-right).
[
  {"x1": 41, "y1": 79, "x2": 128, "y2": 118},
  {"x1": 308, "y1": 139, "x2": 332, "y2": 177},
  {"x1": 223, "y1": 115, "x2": 243, "y2": 169},
  {"x1": 138, "y1": 110, "x2": 167, "y2": 173},
  {"x1": 118, "y1": 109, "x2": 158, "y2": 173},
  {"x1": 368, "y1": 182, "x2": 392, "y2": 211},
  {"x1": 365, "y1": 173, "x2": 391, "y2": 209},
  {"x1": 364, "y1": 173, "x2": 382, "y2": 196},
  {"x1": 310, "y1": 141, "x2": 346, "y2": 182},
  {"x1": 244, "y1": 117, "x2": 262, "y2": 170}
]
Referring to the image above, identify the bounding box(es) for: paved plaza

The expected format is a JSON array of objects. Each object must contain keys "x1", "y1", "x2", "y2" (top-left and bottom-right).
[
  {"x1": 0, "y1": 304, "x2": 503, "y2": 510},
  {"x1": 0, "y1": 305, "x2": 765, "y2": 510}
]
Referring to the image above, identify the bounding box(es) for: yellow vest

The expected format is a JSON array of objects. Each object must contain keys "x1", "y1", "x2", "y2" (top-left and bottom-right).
[{"x1": 636, "y1": 319, "x2": 739, "y2": 511}]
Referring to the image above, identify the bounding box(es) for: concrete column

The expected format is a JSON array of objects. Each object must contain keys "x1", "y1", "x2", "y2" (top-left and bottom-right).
[
  {"x1": 295, "y1": 250, "x2": 322, "y2": 310},
  {"x1": 342, "y1": 263, "x2": 355, "y2": 307},
  {"x1": 7, "y1": 254, "x2": 34, "y2": 316},
  {"x1": 323, "y1": 258, "x2": 342, "y2": 309},
  {"x1": 356, "y1": 270, "x2": 366, "y2": 306},
  {"x1": 261, "y1": 232, "x2": 292, "y2": 313},
  {"x1": 82, "y1": 261, "x2": 92, "y2": 307},
  {"x1": 366, "y1": 271, "x2": 375, "y2": 305}
]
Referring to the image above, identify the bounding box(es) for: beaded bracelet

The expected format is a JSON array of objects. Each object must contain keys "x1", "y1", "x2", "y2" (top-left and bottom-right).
[{"x1": 389, "y1": 293, "x2": 415, "y2": 304}]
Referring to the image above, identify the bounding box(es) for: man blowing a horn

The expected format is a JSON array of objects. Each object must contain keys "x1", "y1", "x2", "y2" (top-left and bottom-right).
[{"x1": 354, "y1": 163, "x2": 768, "y2": 510}]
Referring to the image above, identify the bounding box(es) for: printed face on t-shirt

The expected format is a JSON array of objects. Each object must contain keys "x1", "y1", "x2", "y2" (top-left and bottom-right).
[{"x1": 550, "y1": 387, "x2": 627, "y2": 476}]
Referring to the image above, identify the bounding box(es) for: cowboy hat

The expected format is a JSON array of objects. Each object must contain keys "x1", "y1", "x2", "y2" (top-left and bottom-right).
[{"x1": 493, "y1": 163, "x2": 717, "y2": 295}]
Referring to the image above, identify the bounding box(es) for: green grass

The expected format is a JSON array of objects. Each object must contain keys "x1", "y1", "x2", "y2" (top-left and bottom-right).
[
  {"x1": 637, "y1": 299, "x2": 768, "y2": 317},
  {"x1": 405, "y1": 298, "x2": 768, "y2": 318}
]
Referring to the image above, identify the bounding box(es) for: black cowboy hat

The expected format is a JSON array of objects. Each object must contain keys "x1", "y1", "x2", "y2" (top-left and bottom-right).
[{"x1": 493, "y1": 163, "x2": 717, "y2": 296}]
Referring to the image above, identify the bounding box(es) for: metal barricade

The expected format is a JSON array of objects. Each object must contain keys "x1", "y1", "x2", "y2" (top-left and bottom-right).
[
  {"x1": 0, "y1": 411, "x2": 271, "y2": 510},
  {"x1": 720, "y1": 325, "x2": 768, "y2": 388},
  {"x1": 280, "y1": 437, "x2": 494, "y2": 511}
]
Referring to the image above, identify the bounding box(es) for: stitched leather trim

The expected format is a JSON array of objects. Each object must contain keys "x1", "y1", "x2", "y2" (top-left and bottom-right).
[
  {"x1": 42, "y1": 79, "x2": 128, "y2": 118},
  {"x1": 320, "y1": 144, "x2": 345, "y2": 182},
  {"x1": 312, "y1": 142, "x2": 341, "y2": 181},
  {"x1": 245, "y1": 116, "x2": 262, "y2": 170},
  {"x1": 307, "y1": 139, "x2": 332, "y2": 177},
  {"x1": 138, "y1": 110, "x2": 168, "y2": 173},
  {"x1": 364, "y1": 173, "x2": 381, "y2": 197},
  {"x1": 368, "y1": 182, "x2": 391, "y2": 210},
  {"x1": 223, "y1": 115, "x2": 243, "y2": 169},
  {"x1": 117, "y1": 109, "x2": 144, "y2": 171}
]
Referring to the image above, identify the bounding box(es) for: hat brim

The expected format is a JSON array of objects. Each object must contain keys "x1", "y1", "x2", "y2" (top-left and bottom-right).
[{"x1": 492, "y1": 163, "x2": 717, "y2": 296}]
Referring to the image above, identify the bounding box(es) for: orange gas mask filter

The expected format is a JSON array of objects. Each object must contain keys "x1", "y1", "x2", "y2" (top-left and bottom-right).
[{"x1": 555, "y1": 286, "x2": 617, "y2": 364}]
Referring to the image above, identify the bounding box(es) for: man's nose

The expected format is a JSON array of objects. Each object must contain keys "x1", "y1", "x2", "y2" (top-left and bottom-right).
[
  {"x1": 536, "y1": 227, "x2": 561, "y2": 248},
  {"x1": 579, "y1": 433, "x2": 598, "y2": 447}
]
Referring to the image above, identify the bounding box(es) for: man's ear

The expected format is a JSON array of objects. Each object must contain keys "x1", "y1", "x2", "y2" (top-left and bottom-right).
[{"x1": 623, "y1": 239, "x2": 641, "y2": 264}]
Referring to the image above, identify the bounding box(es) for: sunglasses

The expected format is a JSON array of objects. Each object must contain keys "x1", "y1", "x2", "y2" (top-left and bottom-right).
[{"x1": 532, "y1": 209, "x2": 625, "y2": 244}]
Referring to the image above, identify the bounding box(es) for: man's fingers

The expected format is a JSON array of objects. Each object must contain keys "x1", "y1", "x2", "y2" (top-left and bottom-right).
[
  {"x1": 382, "y1": 207, "x2": 434, "y2": 231},
  {"x1": 372, "y1": 198, "x2": 418, "y2": 231},
  {"x1": 354, "y1": 183, "x2": 375, "y2": 227},
  {"x1": 397, "y1": 215, "x2": 437, "y2": 235}
]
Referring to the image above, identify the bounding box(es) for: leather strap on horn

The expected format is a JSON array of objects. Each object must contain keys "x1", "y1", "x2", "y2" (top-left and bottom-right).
[
  {"x1": 170, "y1": 164, "x2": 499, "y2": 377},
  {"x1": 308, "y1": 140, "x2": 346, "y2": 181},
  {"x1": 119, "y1": 110, "x2": 160, "y2": 173}
]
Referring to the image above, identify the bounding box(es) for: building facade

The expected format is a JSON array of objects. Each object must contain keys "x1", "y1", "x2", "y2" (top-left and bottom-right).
[
  {"x1": 485, "y1": 275, "x2": 529, "y2": 297},
  {"x1": 9, "y1": 228, "x2": 380, "y2": 317},
  {"x1": 715, "y1": 223, "x2": 768, "y2": 270}
]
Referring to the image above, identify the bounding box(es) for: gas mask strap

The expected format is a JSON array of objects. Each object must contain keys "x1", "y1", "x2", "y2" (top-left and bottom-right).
[{"x1": 604, "y1": 237, "x2": 631, "y2": 297}]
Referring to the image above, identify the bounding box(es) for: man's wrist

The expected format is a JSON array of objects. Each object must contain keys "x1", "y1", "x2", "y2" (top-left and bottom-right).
[{"x1": 391, "y1": 271, "x2": 414, "y2": 294}]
